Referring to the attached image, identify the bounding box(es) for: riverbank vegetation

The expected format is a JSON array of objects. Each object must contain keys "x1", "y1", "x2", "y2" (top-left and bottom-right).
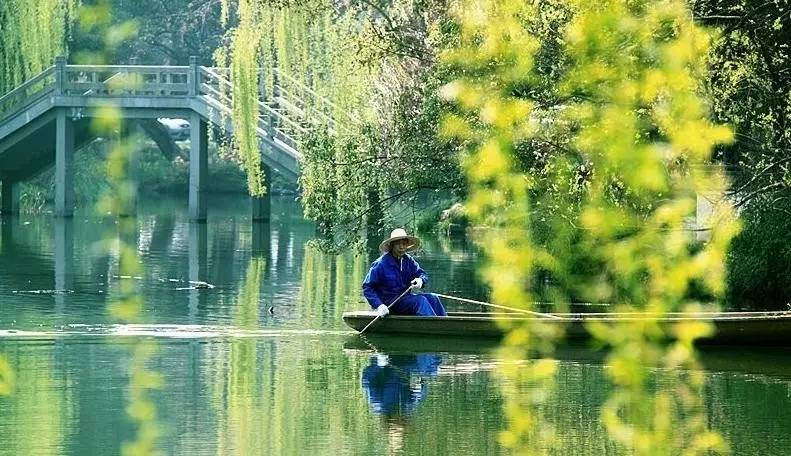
[
  {"x1": 1, "y1": 0, "x2": 786, "y2": 307},
  {"x1": 210, "y1": 0, "x2": 788, "y2": 310},
  {"x1": 0, "y1": 0, "x2": 789, "y2": 453},
  {"x1": 214, "y1": 0, "x2": 784, "y2": 453}
]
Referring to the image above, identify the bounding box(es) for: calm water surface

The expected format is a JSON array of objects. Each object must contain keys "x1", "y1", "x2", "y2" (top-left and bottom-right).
[{"x1": 0, "y1": 196, "x2": 789, "y2": 455}]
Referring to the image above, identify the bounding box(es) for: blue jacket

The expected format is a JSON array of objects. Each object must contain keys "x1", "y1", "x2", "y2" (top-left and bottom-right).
[{"x1": 362, "y1": 252, "x2": 429, "y2": 308}]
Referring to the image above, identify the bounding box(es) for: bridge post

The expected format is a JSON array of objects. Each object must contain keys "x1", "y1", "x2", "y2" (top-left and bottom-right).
[
  {"x1": 55, "y1": 108, "x2": 75, "y2": 217},
  {"x1": 252, "y1": 220, "x2": 271, "y2": 254},
  {"x1": 252, "y1": 164, "x2": 272, "y2": 222},
  {"x1": 189, "y1": 112, "x2": 208, "y2": 221},
  {"x1": 1, "y1": 180, "x2": 20, "y2": 215},
  {"x1": 54, "y1": 56, "x2": 66, "y2": 95},
  {"x1": 188, "y1": 56, "x2": 198, "y2": 97}
]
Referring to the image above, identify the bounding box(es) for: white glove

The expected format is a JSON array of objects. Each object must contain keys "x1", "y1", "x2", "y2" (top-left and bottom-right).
[
  {"x1": 410, "y1": 277, "x2": 424, "y2": 291},
  {"x1": 375, "y1": 304, "x2": 389, "y2": 317}
]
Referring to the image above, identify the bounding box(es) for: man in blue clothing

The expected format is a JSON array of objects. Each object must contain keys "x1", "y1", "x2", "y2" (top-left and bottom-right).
[{"x1": 362, "y1": 228, "x2": 448, "y2": 317}]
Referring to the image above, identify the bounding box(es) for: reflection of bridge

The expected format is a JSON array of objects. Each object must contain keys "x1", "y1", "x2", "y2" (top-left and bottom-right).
[
  {"x1": 0, "y1": 197, "x2": 315, "y2": 321},
  {"x1": 0, "y1": 57, "x2": 349, "y2": 220}
]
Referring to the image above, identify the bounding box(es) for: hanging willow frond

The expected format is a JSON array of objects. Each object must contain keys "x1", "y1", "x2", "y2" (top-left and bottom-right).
[{"x1": 0, "y1": 0, "x2": 79, "y2": 95}]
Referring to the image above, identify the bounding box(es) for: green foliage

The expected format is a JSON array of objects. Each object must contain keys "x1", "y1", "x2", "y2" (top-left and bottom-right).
[
  {"x1": 727, "y1": 198, "x2": 791, "y2": 310},
  {"x1": 0, "y1": 0, "x2": 79, "y2": 95},
  {"x1": 692, "y1": 0, "x2": 790, "y2": 307},
  {"x1": 441, "y1": 0, "x2": 738, "y2": 453},
  {"x1": 217, "y1": 0, "x2": 465, "y2": 244},
  {"x1": 18, "y1": 184, "x2": 48, "y2": 214},
  {"x1": 15, "y1": 138, "x2": 273, "y2": 214},
  {"x1": 20, "y1": 142, "x2": 112, "y2": 213},
  {"x1": 217, "y1": 0, "x2": 376, "y2": 198},
  {"x1": 229, "y1": 1, "x2": 264, "y2": 196},
  {"x1": 299, "y1": 130, "x2": 342, "y2": 227},
  {"x1": 694, "y1": 0, "x2": 791, "y2": 209},
  {"x1": 297, "y1": 48, "x2": 466, "y2": 245},
  {"x1": 0, "y1": 0, "x2": 80, "y2": 405},
  {"x1": 430, "y1": 202, "x2": 468, "y2": 235},
  {"x1": 136, "y1": 147, "x2": 188, "y2": 194},
  {"x1": 379, "y1": 71, "x2": 466, "y2": 199},
  {"x1": 69, "y1": 0, "x2": 225, "y2": 65}
]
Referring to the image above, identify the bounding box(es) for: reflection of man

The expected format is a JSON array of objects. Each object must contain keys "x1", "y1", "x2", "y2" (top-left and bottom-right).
[
  {"x1": 362, "y1": 228, "x2": 447, "y2": 318},
  {"x1": 361, "y1": 353, "x2": 443, "y2": 417}
]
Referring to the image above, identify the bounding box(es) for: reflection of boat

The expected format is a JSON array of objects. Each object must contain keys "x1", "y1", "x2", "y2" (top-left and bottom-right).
[
  {"x1": 344, "y1": 334, "x2": 500, "y2": 354},
  {"x1": 342, "y1": 310, "x2": 791, "y2": 346},
  {"x1": 346, "y1": 337, "x2": 791, "y2": 380}
]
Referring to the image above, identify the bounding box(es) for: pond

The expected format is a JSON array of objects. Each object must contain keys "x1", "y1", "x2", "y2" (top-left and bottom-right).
[{"x1": 0, "y1": 196, "x2": 789, "y2": 455}]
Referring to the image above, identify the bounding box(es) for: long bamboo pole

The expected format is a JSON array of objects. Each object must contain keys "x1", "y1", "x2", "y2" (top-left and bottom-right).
[{"x1": 433, "y1": 293, "x2": 562, "y2": 319}]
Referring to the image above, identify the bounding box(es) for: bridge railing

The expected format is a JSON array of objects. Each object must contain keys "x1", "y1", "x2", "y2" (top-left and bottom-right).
[
  {"x1": 199, "y1": 67, "x2": 302, "y2": 151},
  {"x1": 207, "y1": 66, "x2": 357, "y2": 136},
  {"x1": 1, "y1": 58, "x2": 353, "y2": 155},
  {"x1": 0, "y1": 62, "x2": 195, "y2": 121},
  {"x1": 61, "y1": 65, "x2": 191, "y2": 97},
  {"x1": 270, "y1": 68, "x2": 358, "y2": 134},
  {"x1": 0, "y1": 66, "x2": 55, "y2": 121}
]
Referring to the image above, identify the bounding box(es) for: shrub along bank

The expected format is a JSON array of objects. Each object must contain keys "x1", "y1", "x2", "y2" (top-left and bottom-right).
[{"x1": 727, "y1": 199, "x2": 791, "y2": 311}]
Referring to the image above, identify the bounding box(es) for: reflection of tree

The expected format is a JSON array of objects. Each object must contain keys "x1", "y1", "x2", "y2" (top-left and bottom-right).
[
  {"x1": 332, "y1": 252, "x2": 368, "y2": 319},
  {"x1": 299, "y1": 244, "x2": 332, "y2": 320},
  {"x1": 236, "y1": 257, "x2": 265, "y2": 329},
  {"x1": 0, "y1": 347, "x2": 73, "y2": 454},
  {"x1": 417, "y1": 235, "x2": 487, "y2": 302},
  {"x1": 299, "y1": 243, "x2": 367, "y2": 325},
  {"x1": 214, "y1": 257, "x2": 267, "y2": 454},
  {"x1": 211, "y1": 338, "x2": 377, "y2": 453},
  {"x1": 0, "y1": 355, "x2": 12, "y2": 395}
]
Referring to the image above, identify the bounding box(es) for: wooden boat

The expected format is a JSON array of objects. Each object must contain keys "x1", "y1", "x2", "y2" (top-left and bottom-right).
[{"x1": 342, "y1": 310, "x2": 791, "y2": 346}]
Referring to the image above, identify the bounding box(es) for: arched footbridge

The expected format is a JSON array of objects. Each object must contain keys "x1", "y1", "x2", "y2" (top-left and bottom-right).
[{"x1": 0, "y1": 56, "x2": 348, "y2": 220}]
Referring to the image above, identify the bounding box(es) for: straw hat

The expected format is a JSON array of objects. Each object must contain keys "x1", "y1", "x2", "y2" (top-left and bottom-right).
[{"x1": 379, "y1": 228, "x2": 420, "y2": 253}]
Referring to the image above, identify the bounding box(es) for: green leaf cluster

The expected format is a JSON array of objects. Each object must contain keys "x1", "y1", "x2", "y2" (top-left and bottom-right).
[
  {"x1": 441, "y1": 0, "x2": 738, "y2": 453},
  {"x1": 0, "y1": 0, "x2": 80, "y2": 412},
  {"x1": 0, "y1": 0, "x2": 79, "y2": 95},
  {"x1": 727, "y1": 198, "x2": 791, "y2": 310},
  {"x1": 693, "y1": 0, "x2": 791, "y2": 308},
  {"x1": 695, "y1": 0, "x2": 791, "y2": 209},
  {"x1": 218, "y1": 0, "x2": 466, "y2": 245}
]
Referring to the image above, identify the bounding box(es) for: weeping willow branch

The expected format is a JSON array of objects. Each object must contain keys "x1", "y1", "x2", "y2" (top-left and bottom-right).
[
  {"x1": 0, "y1": 0, "x2": 79, "y2": 95},
  {"x1": 230, "y1": 2, "x2": 264, "y2": 195},
  {"x1": 0, "y1": 0, "x2": 81, "y2": 406}
]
